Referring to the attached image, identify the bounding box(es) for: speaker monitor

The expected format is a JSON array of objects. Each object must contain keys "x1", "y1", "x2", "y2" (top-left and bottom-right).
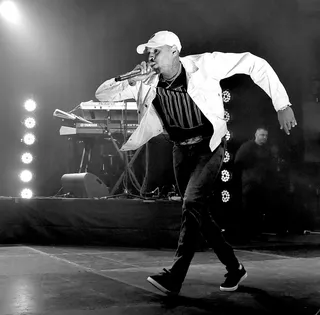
[{"x1": 61, "y1": 173, "x2": 109, "y2": 198}]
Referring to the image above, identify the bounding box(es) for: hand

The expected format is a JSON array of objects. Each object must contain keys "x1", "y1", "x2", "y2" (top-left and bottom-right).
[
  {"x1": 128, "y1": 61, "x2": 155, "y2": 85},
  {"x1": 277, "y1": 106, "x2": 297, "y2": 135}
]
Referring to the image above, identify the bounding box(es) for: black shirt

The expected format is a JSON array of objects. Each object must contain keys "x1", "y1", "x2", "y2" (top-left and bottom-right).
[{"x1": 152, "y1": 65, "x2": 213, "y2": 143}]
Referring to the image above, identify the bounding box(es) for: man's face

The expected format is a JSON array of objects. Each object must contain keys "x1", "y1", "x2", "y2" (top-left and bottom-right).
[
  {"x1": 255, "y1": 129, "x2": 268, "y2": 145},
  {"x1": 146, "y1": 45, "x2": 175, "y2": 74}
]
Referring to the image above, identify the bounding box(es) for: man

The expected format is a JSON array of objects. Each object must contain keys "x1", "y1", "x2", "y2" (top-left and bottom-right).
[
  {"x1": 95, "y1": 30, "x2": 297, "y2": 295},
  {"x1": 234, "y1": 127, "x2": 274, "y2": 237}
]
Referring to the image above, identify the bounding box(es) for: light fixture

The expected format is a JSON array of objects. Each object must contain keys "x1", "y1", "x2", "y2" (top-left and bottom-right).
[
  {"x1": 222, "y1": 90, "x2": 232, "y2": 103},
  {"x1": 221, "y1": 190, "x2": 230, "y2": 203},
  {"x1": 224, "y1": 111, "x2": 230, "y2": 123},
  {"x1": 22, "y1": 133, "x2": 35, "y2": 145},
  {"x1": 19, "y1": 170, "x2": 33, "y2": 183},
  {"x1": 24, "y1": 117, "x2": 36, "y2": 129},
  {"x1": 20, "y1": 188, "x2": 33, "y2": 199},
  {"x1": 221, "y1": 169, "x2": 230, "y2": 182},
  {"x1": 24, "y1": 99, "x2": 37, "y2": 112},
  {"x1": 225, "y1": 130, "x2": 231, "y2": 141},
  {"x1": 223, "y1": 151, "x2": 231, "y2": 163},
  {"x1": 21, "y1": 152, "x2": 33, "y2": 164}
]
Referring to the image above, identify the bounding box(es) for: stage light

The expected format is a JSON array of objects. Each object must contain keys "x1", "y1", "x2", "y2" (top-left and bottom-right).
[
  {"x1": 221, "y1": 169, "x2": 230, "y2": 182},
  {"x1": 21, "y1": 152, "x2": 33, "y2": 164},
  {"x1": 24, "y1": 99, "x2": 37, "y2": 112},
  {"x1": 19, "y1": 170, "x2": 33, "y2": 183},
  {"x1": 23, "y1": 117, "x2": 36, "y2": 129},
  {"x1": 223, "y1": 151, "x2": 231, "y2": 163},
  {"x1": 221, "y1": 190, "x2": 230, "y2": 203},
  {"x1": 224, "y1": 111, "x2": 230, "y2": 123},
  {"x1": 225, "y1": 130, "x2": 231, "y2": 141},
  {"x1": 22, "y1": 133, "x2": 35, "y2": 145},
  {"x1": 20, "y1": 188, "x2": 33, "y2": 199},
  {"x1": 0, "y1": 1, "x2": 20, "y2": 24},
  {"x1": 222, "y1": 90, "x2": 232, "y2": 103}
]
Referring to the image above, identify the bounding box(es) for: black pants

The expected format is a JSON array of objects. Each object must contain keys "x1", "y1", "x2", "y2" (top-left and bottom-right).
[
  {"x1": 169, "y1": 139, "x2": 240, "y2": 283},
  {"x1": 242, "y1": 183, "x2": 270, "y2": 236}
]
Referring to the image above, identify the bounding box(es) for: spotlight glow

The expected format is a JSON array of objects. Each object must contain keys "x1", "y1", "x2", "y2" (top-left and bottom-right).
[
  {"x1": 24, "y1": 117, "x2": 36, "y2": 129},
  {"x1": 23, "y1": 133, "x2": 35, "y2": 145},
  {"x1": 24, "y1": 99, "x2": 37, "y2": 112},
  {"x1": 20, "y1": 188, "x2": 33, "y2": 199},
  {"x1": 0, "y1": 1, "x2": 20, "y2": 24},
  {"x1": 19, "y1": 170, "x2": 33, "y2": 183},
  {"x1": 21, "y1": 152, "x2": 33, "y2": 164}
]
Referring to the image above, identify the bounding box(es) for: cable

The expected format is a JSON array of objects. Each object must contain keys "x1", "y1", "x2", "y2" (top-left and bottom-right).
[{"x1": 68, "y1": 104, "x2": 81, "y2": 114}]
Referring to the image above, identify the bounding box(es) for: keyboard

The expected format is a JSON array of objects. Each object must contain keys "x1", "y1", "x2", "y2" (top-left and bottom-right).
[
  {"x1": 60, "y1": 123, "x2": 138, "y2": 137},
  {"x1": 79, "y1": 100, "x2": 137, "y2": 111},
  {"x1": 79, "y1": 100, "x2": 138, "y2": 123}
]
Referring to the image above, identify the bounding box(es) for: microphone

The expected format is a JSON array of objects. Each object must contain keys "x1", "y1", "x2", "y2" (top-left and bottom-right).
[
  {"x1": 114, "y1": 69, "x2": 142, "y2": 82},
  {"x1": 114, "y1": 60, "x2": 155, "y2": 82}
]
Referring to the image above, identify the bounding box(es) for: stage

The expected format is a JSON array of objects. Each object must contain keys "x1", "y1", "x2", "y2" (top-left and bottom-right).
[
  {"x1": 0, "y1": 244, "x2": 319, "y2": 315},
  {"x1": 0, "y1": 196, "x2": 320, "y2": 314},
  {"x1": 0, "y1": 195, "x2": 319, "y2": 248},
  {"x1": 0, "y1": 197, "x2": 184, "y2": 248}
]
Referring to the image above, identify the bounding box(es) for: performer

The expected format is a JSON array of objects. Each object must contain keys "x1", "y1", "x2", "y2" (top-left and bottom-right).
[{"x1": 95, "y1": 30, "x2": 297, "y2": 295}]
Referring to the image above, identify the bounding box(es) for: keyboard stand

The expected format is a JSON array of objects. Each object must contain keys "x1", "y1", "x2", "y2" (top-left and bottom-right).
[
  {"x1": 102, "y1": 101, "x2": 146, "y2": 199},
  {"x1": 106, "y1": 146, "x2": 144, "y2": 198},
  {"x1": 78, "y1": 138, "x2": 95, "y2": 173}
]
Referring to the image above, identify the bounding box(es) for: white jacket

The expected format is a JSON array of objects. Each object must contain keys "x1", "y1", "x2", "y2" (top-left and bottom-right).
[{"x1": 95, "y1": 52, "x2": 291, "y2": 152}]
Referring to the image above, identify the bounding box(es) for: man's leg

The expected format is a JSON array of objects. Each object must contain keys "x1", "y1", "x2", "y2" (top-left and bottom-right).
[
  {"x1": 169, "y1": 141, "x2": 227, "y2": 282},
  {"x1": 147, "y1": 143, "x2": 194, "y2": 295},
  {"x1": 176, "y1": 142, "x2": 246, "y2": 292},
  {"x1": 147, "y1": 140, "x2": 246, "y2": 294},
  {"x1": 169, "y1": 141, "x2": 246, "y2": 292}
]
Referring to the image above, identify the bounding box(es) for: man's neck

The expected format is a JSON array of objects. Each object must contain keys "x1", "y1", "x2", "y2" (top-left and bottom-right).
[{"x1": 162, "y1": 61, "x2": 181, "y2": 81}]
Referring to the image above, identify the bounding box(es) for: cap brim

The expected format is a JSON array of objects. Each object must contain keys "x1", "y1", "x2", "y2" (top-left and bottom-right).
[{"x1": 136, "y1": 42, "x2": 163, "y2": 54}]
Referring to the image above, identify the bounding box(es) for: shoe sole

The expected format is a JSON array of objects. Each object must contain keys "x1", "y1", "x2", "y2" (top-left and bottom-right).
[
  {"x1": 219, "y1": 272, "x2": 248, "y2": 292},
  {"x1": 147, "y1": 276, "x2": 179, "y2": 296}
]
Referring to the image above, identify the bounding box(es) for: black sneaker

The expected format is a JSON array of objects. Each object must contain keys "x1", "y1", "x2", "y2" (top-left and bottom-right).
[
  {"x1": 220, "y1": 263, "x2": 247, "y2": 291},
  {"x1": 147, "y1": 268, "x2": 181, "y2": 295}
]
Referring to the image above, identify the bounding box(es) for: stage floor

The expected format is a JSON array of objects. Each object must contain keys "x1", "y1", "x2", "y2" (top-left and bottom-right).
[{"x1": 0, "y1": 245, "x2": 319, "y2": 315}]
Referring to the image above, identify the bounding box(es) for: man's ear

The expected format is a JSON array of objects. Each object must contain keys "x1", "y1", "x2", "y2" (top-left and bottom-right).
[{"x1": 172, "y1": 45, "x2": 178, "y2": 55}]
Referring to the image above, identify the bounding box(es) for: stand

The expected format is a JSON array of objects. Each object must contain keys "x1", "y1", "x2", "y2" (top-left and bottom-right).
[{"x1": 103, "y1": 101, "x2": 146, "y2": 199}]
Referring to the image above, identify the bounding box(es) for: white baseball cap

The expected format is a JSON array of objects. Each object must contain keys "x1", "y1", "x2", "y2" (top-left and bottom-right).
[{"x1": 136, "y1": 31, "x2": 182, "y2": 54}]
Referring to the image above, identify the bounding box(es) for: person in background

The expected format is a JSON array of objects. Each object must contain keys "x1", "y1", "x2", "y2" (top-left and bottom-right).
[
  {"x1": 95, "y1": 30, "x2": 297, "y2": 295},
  {"x1": 234, "y1": 127, "x2": 274, "y2": 237}
]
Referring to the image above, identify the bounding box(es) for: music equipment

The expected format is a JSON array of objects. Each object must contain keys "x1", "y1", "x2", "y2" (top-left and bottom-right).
[
  {"x1": 61, "y1": 172, "x2": 109, "y2": 198},
  {"x1": 79, "y1": 100, "x2": 138, "y2": 124},
  {"x1": 59, "y1": 122, "x2": 138, "y2": 137},
  {"x1": 55, "y1": 100, "x2": 139, "y2": 183}
]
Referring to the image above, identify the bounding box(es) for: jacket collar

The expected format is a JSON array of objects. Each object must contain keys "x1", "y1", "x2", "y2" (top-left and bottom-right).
[
  {"x1": 180, "y1": 56, "x2": 199, "y2": 74},
  {"x1": 146, "y1": 55, "x2": 199, "y2": 86}
]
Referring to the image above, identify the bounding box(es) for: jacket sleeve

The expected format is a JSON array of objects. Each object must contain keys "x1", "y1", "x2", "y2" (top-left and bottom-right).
[
  {"x1": 210, "y1": 52, "x2": 291, "y2": 111},
  {"x1": 95, "y1": 78, "x2": 139, "y2": 102}
]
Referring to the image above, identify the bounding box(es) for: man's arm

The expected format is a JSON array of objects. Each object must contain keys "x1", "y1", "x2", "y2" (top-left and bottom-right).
[
  {"x1": 210, "y1": 52, "x2": 297, "y2": 134},
  {"x1": 96, "y1": 61, "x2": 156, "y2": 102},
  {"x1": 95, "y1": 78, "x2": 138, "y2": 102}
]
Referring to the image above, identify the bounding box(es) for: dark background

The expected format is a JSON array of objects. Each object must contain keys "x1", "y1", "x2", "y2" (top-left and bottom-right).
[{"x1": 0, "y1": 0, "x2": 319, "y2": 197}]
